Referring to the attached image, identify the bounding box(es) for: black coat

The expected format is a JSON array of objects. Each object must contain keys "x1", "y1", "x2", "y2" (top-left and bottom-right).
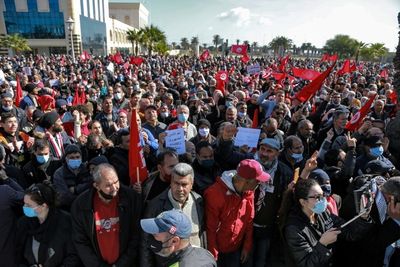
[
  {"x1": 22, "y1": 158, "x2": 62, "y2": 187},
  {"x1": 16, "y1": 209, "x2": 81, "y2": 267},
  {"x1": 109, "y1": 147, "x2": 130, "y2": 186},
  {"x1": 71, "y1": 186, "x2": 142, "y2": 267},
  {"x1": 284, "y1": 207, "x2": 373, "y2": 267}
]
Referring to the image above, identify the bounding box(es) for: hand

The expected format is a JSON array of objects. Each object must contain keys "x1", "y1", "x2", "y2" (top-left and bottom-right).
[
  {"x1": 304, "y1": 151, "x2": 318, "y2": 172},
  {"x1": 142, "y1": 131, "x2": 149, "y2": 143},
  {"x1": 222, "y1": 124, "x2": 237, "y2": 141},
  {"x1": 358, "y1": 120, "x2": 372, "y2": 134},
  {"x1": 12, "y1": 137, "x2": 20, "y2": 152},
  {"x1": 388, "y1": 196, "x2": 400, "y2": 221},
  {"x1": 26, "y1": 137, "x2": 35, "y2": 149},
  {"x1": 345, "y1": 132, "x2": 357, "y2": 147},
  {"x1": 240, "y1": 144, "x2": 250, "y2": 153},
  {"x1": 132, "y1": 182, "x2": 142, "y2": 194},
  {"x1": 72, "y1": 110, "x2": 80, "y2": 123},
  {"x1": 102, "y1": 139, "x2": 114, "y2": 148},
  {"x1": 319, "y1": 228, "x2": 341, "y2": 246},
  {"x1": 326, "y1": 128, "x2": 334, "y2": 141},
  {"x1": 382, "y1": 137, "x2": 389, "y2": 152},
  {"x1": 78, "y1": 135, "x2": 87, "y2": 144},
  {"x1": 158, "y1": 132, "x2": 167, "y2": 145},
  {"x1": 240, "y1": 249, "x2": 250, "y2": 264}
]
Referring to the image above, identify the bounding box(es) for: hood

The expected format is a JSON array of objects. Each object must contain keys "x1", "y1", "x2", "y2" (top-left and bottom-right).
[{"x1": 220, "y1": 170, "x2": 237, "y2": 193}]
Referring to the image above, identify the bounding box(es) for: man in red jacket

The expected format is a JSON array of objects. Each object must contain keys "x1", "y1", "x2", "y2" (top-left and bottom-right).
[{"x1": 204, "y1": 159, "x2": 270, "y2": 267}]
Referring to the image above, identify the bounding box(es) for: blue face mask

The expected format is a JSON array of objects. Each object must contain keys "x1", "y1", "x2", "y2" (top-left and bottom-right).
[
  {"x1": 23, "y1": 206, "x2": 38, "y2": 218},
  {"x1": 312, "y1": 197, "x2": 328, "y2": 214},
  {"x1": 225, "y1": 101, "x2": 233, "y2": 108},
  {"x1": 36, "y1": 155, "x2": 49, "y2": 164},
  {"x1": 291, "y1": 153, "x2": 303, "y2": 163},
  {"x1": 370, "y1": 146, "x2": 384, "y2": 158},
  {"x1": 178, "y1": 113, "x2": 188, "y2": 123},
  {"x1": 67, "y1": 159, "x2": 82, "y2": 169}
]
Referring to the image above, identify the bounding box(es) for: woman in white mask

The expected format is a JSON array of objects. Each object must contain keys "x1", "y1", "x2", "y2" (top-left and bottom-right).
[{"x1": 189, "y1": 119, "x2": 216, "y2": 146}]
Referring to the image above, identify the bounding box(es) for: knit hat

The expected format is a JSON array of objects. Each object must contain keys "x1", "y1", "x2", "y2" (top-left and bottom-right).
[
  {"x1": 64, "y1": 144, "x2": 81, "y2": 156},
  {"x1": 38, "y1": 111, "x2": 59, "y2": 129}
]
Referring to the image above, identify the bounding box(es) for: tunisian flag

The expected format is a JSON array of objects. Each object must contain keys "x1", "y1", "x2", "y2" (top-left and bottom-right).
[
  {"x1": 278, "y1": 55, "x2": 290, "y2": 72},
  {"x1": 380, "y1": 69, "x2": 389, "y2": 78},
  {"x1": 199, "y1": 50, "x2": 210, "y2": 61},
  {"x1": 292, "y1": 67, "x2": 321, "y2": 80},
  {"x1": 80, "y1": 50, "x2": 91, "y2": 61},
  {"x1": 72, "y1": 88, "x2": 87, "y2": 105},
  {"x1": 215, "y1": 70, "x2": 228, "y2": 94},
  {"x1": 346, "y1": 93, "x2": 376, "y2": 131},
  {"x1": 321, "y1": 53, "x2": 338, "y2": 62},
  {"x1": 15, "y1": 75, "x2": 23, "y2": 107},
  {"x1": 337, "y1": 59, "x2": 352, "y2": 76},
  {"x1": 112, "y1": 51, "x2": 123, "y2": 65},
  {"x1": 130, "y1": 56, "x2": 144, "y2": 65},
  {"x1": 231, "y1": 45, "x2": 248, "y2": 55},
  {"x1": 129, "y1": 110, "x2": 149, "y2": 184},
  {"x1": 294, "y1": 62, "x2": 336, "y2": 102},
  {"x1": 241, "y1": 53, "x2": 250, "y2": 63}
]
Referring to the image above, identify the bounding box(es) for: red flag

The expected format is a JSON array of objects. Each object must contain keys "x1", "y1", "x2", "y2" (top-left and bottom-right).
[
  {"x1": 80, "y1": 50, "x2": 90, "y2": 61},
  {"x1": 123, "y1": 62, "x2": 130, "y2": 70},
  {"x1": 199, "y1": 50, "x2": 210, "y2": 61},
  {"x1": 215, "y1": 70, "x2": 228, "y2": 94},
  {"x1": 346, "y1": 94, "x2": 376, "y2": 131},
  {"x1": 329, "y1": 54, "x2": 338, "y2": 61},
  {"x1": 241, "y1": 53, "x2": 250, "y2": 63},
  {"x1": 72, "y1": 88, "x2": 86, "y2": 105},
  {"x1": 251, "y1": 108, "x2": 259, "y2": 128},
  {"x1": 337, "y1": 59, "x2": 351, "y2": 76},
  {"x1": 294, "y1": 62, "x2": 336, "y2": 102},
  {"x1": 292, "y1": 67, "x2": 321, "y2": 80},
  {"x1": 321, "y1": 53, "x2": 337, "y2": 62},
  {"x1": 388, "y1": 90, "x2": 397, "y2": 104},
  {"x1": 278, "y1": 55, "x2": 290, "y2": 73},
  {"x1": 321, "y1": 53, "x2": 329, "y2": 61},
  {"x1": 37, "y1": 95, "x2": 55, "y2": 111},
  {"x1": 231, "y1": 45, "x2": 248, "y2": 56},
  {"x1": 15, "y1": 75, "x2": 23, "y2": 107},
  {"x1": 129, "y1": 110, "x2": 148, "y2": 184},
  {"x1": 380, "y1": 69, "x2": 389, "y2": 78},
  {"x1": 262, "y1": 68, "x2": 273, "y2": 79},
  {"x1": 112, "y1": 51, "x2": 123, "y2": 65},
  {"x1": 350, "y1": 63, "x2": 357, "y2": 72},
  {"x1": 129, "y1": 56, "x2": 144, "y2": 66},
  {"x1": 92, "y1": 68, "x2": 97, "y2": 80}
]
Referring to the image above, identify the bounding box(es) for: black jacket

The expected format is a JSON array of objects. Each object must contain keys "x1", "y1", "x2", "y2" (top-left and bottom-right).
[
  {"x1": 109, "y1": 147, "x2": 130, "y2": 186},
  {"x1": 16, "y1": 209, "x2": 81, "y2": 267},
  {"x1": 192, "y1": 159, "x2": 220, "y2": 196},
  {"x1": 22, "y1": 158, "x2": 62, "y2": 187},
  {"x1": 284, "y1": 207, "x2": 372, "y2": 267},
  {"x1": 71, "y1": 186, "x2": 142, "y2": 267}
]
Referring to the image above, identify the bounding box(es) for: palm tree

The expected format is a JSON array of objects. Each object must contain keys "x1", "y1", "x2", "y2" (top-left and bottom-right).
[
  {"x1": 191, "y1": 37, "x2": 199, "y2": 50},
  {"x1": 236, "y1": 39, "x2": 240, "y2": 45},
  {"x1": 323, "y1": 34, "x2": 358, "y2": 58},
  {"x1": 171, "y1": 42, "x2": 177, "y2": 49},
  {"x1": 202, "y1": 43, "x2": 208, "y2": 50},
  {"x1": 213, "y1": 34, "x2": 222, "y2": 52},
  {"x1": 140, "y1": 25, "x2": 167, "y2": 56},
  {"x1": 0, "y1": 34, "x2": 31, "y2": 55},
  {"x1": 368, "y1": 43, "x2": 388, "y2": 60},
  {"x1": 180, "y1": 38, "x2": 190, "y2": 50},
  {"x1": 269, "y1": 36, "x2": 293, "y2": 56},
  {"x1": 126, "y1": 29, "x2": 142, "y2": 55},
  {"x1": 353, "y1": 40, "x2": 367, "y2": 61}
]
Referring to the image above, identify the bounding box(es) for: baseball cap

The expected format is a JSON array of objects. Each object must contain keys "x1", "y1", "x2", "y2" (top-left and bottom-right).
[
  {"x1": 364, "y1": 160, "x2": 392, "y2": 175},
  {"x1": 236, "y1": 159, "x2": 270, "y2": 182},
  {"x1": 259, "y1": 138, "x2": 281, "y2": 151},
  {"x1": 140, "y1": 210, "x2": 192, "y2": 239}
]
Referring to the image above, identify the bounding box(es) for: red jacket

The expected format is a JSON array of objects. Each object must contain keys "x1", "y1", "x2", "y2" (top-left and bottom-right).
[{"x1": 204, "y1": 172, "x2": 254, "y2": 259}]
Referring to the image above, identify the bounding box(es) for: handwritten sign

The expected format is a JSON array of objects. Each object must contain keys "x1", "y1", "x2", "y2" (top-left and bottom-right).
[
  {"x1": 246, "y1": 63, "x2": 261, "y2": 75},
  {"x1": 234, "y1": 127, "x2": 261, "y2": 148},
  {"x1": 23, "y1": 67, "x2": 31, "y2": 76},
  {"x1": 165, "y1": 128, "x2": 185, "y2": 155}
]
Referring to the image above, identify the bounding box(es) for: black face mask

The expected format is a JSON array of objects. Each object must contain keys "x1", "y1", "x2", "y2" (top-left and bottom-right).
[
  {"x1": 99, "y1": 189, "x2": 114, "y2": 200},
  {"x1": 149, "y1": 236, "x2": 173, "y2": 255}
]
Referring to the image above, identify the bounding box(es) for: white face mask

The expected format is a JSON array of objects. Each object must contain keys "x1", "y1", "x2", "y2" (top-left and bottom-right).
[
  {"x1": 114, "y1": 93, "x2": 123, "y2": 100},
  {"x1": 160, "y1": 112, "x2": 169, "y2": 118},
  {"x1": 198, "y1": 128, "x2": 209, "y2": 137},
  {"x1": 238, "y1": 112, "x2": 247, "y2": 118}
]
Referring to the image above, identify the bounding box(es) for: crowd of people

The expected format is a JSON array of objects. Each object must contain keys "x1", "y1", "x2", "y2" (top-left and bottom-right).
[{"x1": 0, "y1": 52, "x2": 400, "y2": 267}]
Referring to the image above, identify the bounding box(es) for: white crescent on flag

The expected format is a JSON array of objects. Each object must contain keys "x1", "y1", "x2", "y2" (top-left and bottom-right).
[
  {"x1": 237, "y1": 47, "x2": 242, "y2": 53},
  {"x1": 220, "y1": 73, "x2": 227, "y2": 81},
  {"x1": 350, "y1": 112, "x2": 360, "y2": 124}
]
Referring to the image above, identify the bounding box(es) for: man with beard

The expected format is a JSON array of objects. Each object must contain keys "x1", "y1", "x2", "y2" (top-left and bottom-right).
[
  {"x1": 252, "y1": 138, "x2": 293, "y2": 267},
  {"x1": 141, "y1": 210, "x2": 216, "y2": 267},
  {"x1": 0, "y1": 92, "x2": 25, "y2": 123},
  {"x1": 71, "y1": 163, "x2": 142, "y2": 266},
  {"x1": 38, "y1": 111, "x2": 72, "y2": 160}
]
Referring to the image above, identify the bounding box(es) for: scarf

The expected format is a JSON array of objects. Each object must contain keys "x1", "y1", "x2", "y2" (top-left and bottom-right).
[{"x1": 45, "y1": 131, "x2": 64, "y2": 159}]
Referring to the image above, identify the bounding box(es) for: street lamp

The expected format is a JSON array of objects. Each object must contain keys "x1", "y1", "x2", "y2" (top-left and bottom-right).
[{"x1": 66, "y1": 17, "x2": 75, "y2": 61}]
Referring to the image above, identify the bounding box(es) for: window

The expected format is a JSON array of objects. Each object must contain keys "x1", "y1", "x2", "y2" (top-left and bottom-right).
[
  {"x1": 37, "y1": 0, "x2": 50, "y2": 12},
  {"x1": 15, "y1": 0, "x2": 28, "y2": 12}
]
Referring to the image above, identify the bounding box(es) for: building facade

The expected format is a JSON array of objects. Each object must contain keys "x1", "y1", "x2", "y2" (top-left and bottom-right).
[{"x1": 0, "y1": 0, "x2": 148, "y2": 56}]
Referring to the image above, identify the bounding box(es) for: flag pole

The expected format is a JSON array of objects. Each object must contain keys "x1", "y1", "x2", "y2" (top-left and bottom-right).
[{"x1": 136, "y1": 167, "x2": 140, "y2": 184}]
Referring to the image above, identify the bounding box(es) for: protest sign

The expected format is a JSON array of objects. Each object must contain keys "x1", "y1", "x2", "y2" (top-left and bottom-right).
[
  {"x1": 234, "y1": 127, "x2": 261, "y2": 148},
  {"x1": 165, "y1": 128, "x2": 186, "y2": 154},
  {"x1": 247, "y1": 63, "x2": 261, "y2": 75}
]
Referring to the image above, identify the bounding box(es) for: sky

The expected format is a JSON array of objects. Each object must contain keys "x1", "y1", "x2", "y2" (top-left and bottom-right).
[{"x1": 118, "y1": 0, "x2": 400, "y2": 51}]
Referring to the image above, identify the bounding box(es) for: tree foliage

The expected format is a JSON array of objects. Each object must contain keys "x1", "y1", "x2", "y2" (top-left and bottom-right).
[
  {"x1": 269, "y1": 36, "x2": 293, "y2": 56},
  {"x1": 0, "y1": 34, "x2": 31, "y2": 54},
  {"x1": 359, "y1": 43, "x2": 389, "y2": 61}
]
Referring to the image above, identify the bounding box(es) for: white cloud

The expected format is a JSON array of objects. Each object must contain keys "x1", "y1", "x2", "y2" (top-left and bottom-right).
[
  {"x1": 208, "y1": 26, "x2": 214, "y2": 31},
  {"x1": 256, "y1": 16, "x2": 271, "y2": 26},
  {"x1": 217, "y1": 7, "x2": 251, "y2": 26}
]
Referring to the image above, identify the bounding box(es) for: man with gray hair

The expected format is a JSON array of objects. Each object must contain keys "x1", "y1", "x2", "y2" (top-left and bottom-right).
[
  {"x1": 140, "y1": 162, "x2": 206, "y2": 267},
  {"x1": 71, "y1": 163, "x2": 142, "y2": 266}
]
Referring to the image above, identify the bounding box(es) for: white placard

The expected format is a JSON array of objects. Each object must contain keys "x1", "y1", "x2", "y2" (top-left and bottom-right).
[
  {"x1": 23, "y1": 67, "x2": 31, "y2": 76},
  {"x1": 234, "y1": 127, "x2": 261, "y2": 148},
  {"x1": 165, "y1": 128, "x2": 185, "y2": 155},
  {"x1": 246, "y1": 63, "x2": 261, "y2": 75},
  {"x1": 184, "y1": 70, "x2": 193, "y2": 77}
]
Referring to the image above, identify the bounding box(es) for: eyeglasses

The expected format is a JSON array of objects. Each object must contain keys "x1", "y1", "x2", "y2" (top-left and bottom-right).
[{"x1": 307, "y1": 194, "x2": 324, "y2": 201}]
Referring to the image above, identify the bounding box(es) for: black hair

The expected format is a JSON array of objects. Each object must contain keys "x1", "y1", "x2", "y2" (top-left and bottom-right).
[
  {"x1": 115, "y1": 128, "x2": 130, "y2": 145},
  {"x1": 157, "y1": 149, "x2": 179, "y2": 165},
  {"x1": 283, "y1": 135, "x2": 302, "y2": 151},
  {"x1": 324, "y1": 149, "x2": 341, "y2": 167},
  {"x1": 32, "y1": 139, "x2": 50, "y2": 152},
  {"x1": 0, "y1": 112, "x2": 17, "y2": 123},
  {"x1": 25, "y1": 181, "x2": 58, "y2": 209},
  {"x1": 195, "y1": 141, "x2": 213, "y2": 155}
]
